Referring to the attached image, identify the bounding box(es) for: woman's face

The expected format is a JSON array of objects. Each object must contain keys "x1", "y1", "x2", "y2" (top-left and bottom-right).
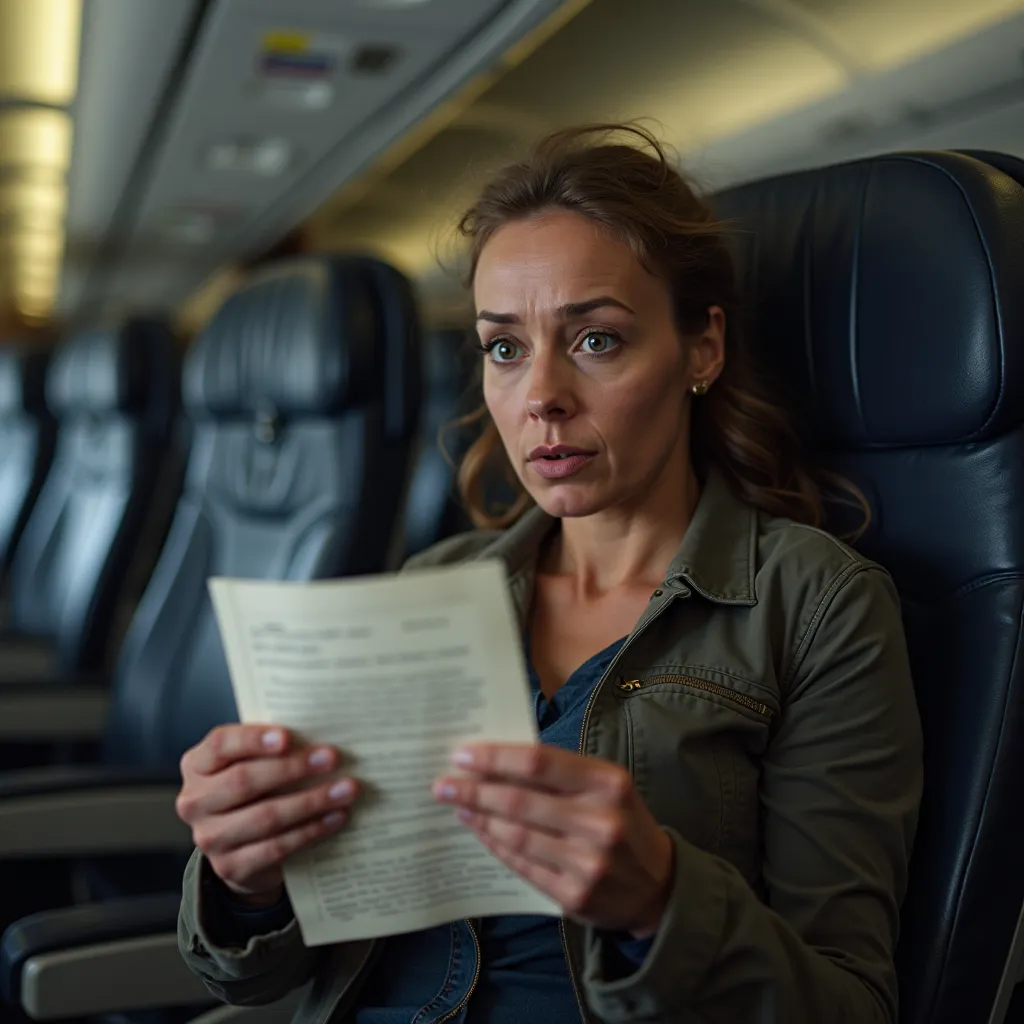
[{"x1": 474, "y1": 209, "x2": 724, "y2": 520}]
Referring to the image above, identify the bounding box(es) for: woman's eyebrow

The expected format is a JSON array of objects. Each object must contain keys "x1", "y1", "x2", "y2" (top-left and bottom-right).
[{"x1": 475, "y1": 296, "x2": 635, "y2": 324}]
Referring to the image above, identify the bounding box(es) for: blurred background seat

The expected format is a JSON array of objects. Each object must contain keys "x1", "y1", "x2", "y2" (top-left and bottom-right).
[
  {"x1": 0, "y1": 350, "x2": 54, "y2": 594},
  {"x1": 0, "y1": 320, "x2": 181, "y2": 687}
]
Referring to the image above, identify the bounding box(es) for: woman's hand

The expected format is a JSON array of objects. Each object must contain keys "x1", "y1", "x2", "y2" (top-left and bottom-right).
[
  {"x1": 176, "y1": 725, "x2": 360, "y2": 905},
  {"x1": 433, "y1": 744, "x2": 674, "y2": 937}
]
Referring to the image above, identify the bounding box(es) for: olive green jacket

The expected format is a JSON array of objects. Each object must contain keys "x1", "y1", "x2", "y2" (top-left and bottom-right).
[{"x1": 178, "y1": 470, "x2": 923, "y2": 1023}]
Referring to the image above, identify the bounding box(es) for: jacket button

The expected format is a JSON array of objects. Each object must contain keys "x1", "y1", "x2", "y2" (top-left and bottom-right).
[{"x1": 651, "y1": 589, "x2": 663, "y2": 599}]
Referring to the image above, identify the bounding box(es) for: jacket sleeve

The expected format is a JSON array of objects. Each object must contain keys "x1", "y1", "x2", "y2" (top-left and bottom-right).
[
  {"x1": 177, "y1": 848, "x2": 326, "y2": 1006},
  {"x1": 580, "y1": 564, "x2": 924, "y2": 1023}
]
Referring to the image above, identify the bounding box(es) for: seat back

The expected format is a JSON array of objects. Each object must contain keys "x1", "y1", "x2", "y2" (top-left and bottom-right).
[
  {"x1": 399, "y1": 329, "x2": 476, "y2": 561},
  {"x1": 6, "y1": 321, "x2": 179, "y2": 673},
  {"x1": 103, "y1": 256, "x2": 421, "y2": 769},
  {"x1": 714, "y1": 152, "x2": 1024, "y2": 1024},
  {"x1": 0, "y1": 349, "x2": 54, "y2": 581},
  {"x1": 348, "y1": 258, "x2": 422, "y2": 572}
]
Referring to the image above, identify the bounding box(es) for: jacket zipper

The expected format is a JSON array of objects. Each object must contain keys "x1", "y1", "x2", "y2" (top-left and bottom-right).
[
  {"x1": 559, "y1": 917, "x2": 588, "y2": 1024},
  {"x1": 615, "y1": 674, "x2": 774, "y2": 719},
  {"x1": 559, "y1": 588, "x2": 685, "y2": 1023},
  {"x1": 435, "y1": 919, "x2": 482, "y2": 1024}
]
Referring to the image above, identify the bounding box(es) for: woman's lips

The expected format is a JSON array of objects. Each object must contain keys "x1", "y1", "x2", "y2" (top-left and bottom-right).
[{"x1": 528, "y1": 453, "x2": 595, "y2": 479}]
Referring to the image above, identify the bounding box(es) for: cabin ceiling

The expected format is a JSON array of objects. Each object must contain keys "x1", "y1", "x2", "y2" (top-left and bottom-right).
[{"x1": 1, "y1": 0, "x2": 1023, "y2": 334}]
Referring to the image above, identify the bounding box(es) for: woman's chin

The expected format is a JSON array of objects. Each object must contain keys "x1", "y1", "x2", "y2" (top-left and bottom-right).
[{"x1": 532, "y1": 485, "x2": 609, "y2": 520}]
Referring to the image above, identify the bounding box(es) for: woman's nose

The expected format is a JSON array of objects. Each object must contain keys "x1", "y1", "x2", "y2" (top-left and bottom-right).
[{"x1": 525, "y1": 355, "x2": 576, "y2": 421}]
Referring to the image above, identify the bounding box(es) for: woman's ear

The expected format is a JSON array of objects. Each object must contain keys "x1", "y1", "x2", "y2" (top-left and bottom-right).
[{"x1": 688, "y1": 306, "x2": 726, "y2": 388}]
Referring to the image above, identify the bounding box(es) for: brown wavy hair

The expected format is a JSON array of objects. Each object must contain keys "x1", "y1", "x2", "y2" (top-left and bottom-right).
[{"x1": 452, "y1": 123, "x2": 866, "y2": 535}]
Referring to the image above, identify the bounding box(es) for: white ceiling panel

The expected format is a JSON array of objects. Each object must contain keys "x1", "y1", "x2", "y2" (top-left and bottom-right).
[
  {"x1": 683, "y1": 10, "x2": 1024, "y2": 190},
  {"x1": 59, "y1": 0, "x2": 201, "y2": 316},
  {"x1": 88, "y1": 0, "x2": 572, "y2": 317}
]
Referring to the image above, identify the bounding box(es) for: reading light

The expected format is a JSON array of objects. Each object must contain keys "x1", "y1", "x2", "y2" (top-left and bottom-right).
[
  {"x1": 204, "y1": 138, "x2": 294, "y2": 177},
  {"x1": 358, "y1": 0, "x2": 432, "y2": 7}
]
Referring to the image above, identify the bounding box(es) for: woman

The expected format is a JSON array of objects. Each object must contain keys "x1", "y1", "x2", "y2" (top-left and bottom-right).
[{"x1": 177, "y1": 124, "x2": 923, "y2": 1023}]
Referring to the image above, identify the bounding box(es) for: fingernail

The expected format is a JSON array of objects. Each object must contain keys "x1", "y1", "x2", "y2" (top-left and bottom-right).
[
  {"x1": 323, "y1": 811, "x2": 345, "y2": 828},
  {"x1": 457, "y1": 808, "x2": 473, "y2": 822},
  {"x1": 435, "y1": 782, "x2": 457, "y2": 801},
  {"x1": 308, "y1": 748, "x2": 333, "y2": 768},
  {"x1": 329, "y1": 779, "x2": 354, "y2": 801},
  {"x1": 261, "y1": 729, "x2": 284, "y2": 750},
  {"x1": 453, "y1": 748, "x2": 475, "y2": 767}
]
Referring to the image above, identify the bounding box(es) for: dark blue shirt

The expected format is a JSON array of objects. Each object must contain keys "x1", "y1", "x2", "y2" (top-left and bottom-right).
[{"x1": 216, "y1": 636, "x2": 652, "y2": 1023}]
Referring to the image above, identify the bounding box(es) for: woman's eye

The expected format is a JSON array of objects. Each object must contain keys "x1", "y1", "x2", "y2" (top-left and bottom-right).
[
  {"x1": 578, "y1": 331, "x2": 619, "y2": 355},
  {"x1": 490, "y1": 340, "x2": 520, "y2": 363}
]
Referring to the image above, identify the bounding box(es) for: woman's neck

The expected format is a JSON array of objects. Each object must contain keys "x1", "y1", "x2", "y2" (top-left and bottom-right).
[{"x1": 541, "y1": 464, "x2": 702, "y2": 597}]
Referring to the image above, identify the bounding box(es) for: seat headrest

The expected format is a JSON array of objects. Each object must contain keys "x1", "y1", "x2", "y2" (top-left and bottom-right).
[
  {"x1": 183, "y1": 257, "x2": 378, "y2": 418},
  {"x1": 714, "y1": 152, "x2": 1024, "y2": 449},
  {"x1": 0, "y1": 349, "x2": 48, "y2": 415},
  {"x1": 47, "y1": 322, "x2": 165, "y2": 417}
]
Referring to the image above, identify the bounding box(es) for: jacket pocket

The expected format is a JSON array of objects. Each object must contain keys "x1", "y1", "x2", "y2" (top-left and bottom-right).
[{"x1": 616, "y1": 672, "x2": 772, "y2": 869}]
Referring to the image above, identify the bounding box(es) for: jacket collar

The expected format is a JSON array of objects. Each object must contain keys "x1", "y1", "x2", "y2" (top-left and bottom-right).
[
  {"x1": 471, "y1": 466, "x2": 759, "y2": 618},
  {"x1": 664, "y1": 468, "x2": 758, "y2": 605}
]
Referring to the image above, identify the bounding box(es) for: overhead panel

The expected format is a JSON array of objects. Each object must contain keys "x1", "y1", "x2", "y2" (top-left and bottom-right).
[{"x1": 96, "y1": 0, "x2": 578, "y2": 316}]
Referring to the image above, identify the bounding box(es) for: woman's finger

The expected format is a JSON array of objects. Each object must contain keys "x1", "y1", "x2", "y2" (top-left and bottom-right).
[
  {"x1": 182, "y1": 725, "x2": 291, "y2": 776},
  {"x1": 194, "y1": 777, "x2": 359, "y2": 854},
  {"x1": 434, "y1": 778, "x2": 625, "y2": 847},
  {"x1": 458, "y1": 807, "x2": 605, "y2": 878},
  {"x1": 179, "y1": 746, "x2": 340, "y2": 820},
  {"x1": 452, "y1": 743, "x2": 632, "y2": 802},
  {"x1": 211, "y1": 812, "x2": 347, "y2": 889}
]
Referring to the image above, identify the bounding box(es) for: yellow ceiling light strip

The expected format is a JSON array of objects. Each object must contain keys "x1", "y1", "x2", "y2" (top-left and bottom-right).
[
  {"x1": 0, "y1": 109, "x2": 74, "y2": 172},
  {"x1": 0, "y1": 0, "x2": 82, "y2": 105},
  {"x1": 311, "y1": 0, "x2": 595, "y2": 236},
  {"x1": 0, "y1": 0, "x2": 82, "y2": 322},
  {"x1": 0, "y1": 181, "x2": 68, "y2": 221}
]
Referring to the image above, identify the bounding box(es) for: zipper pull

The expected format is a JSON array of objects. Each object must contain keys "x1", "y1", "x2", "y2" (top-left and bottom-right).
[{"x1": 616, "y1": 678, "x2": 643, "y2": 693}]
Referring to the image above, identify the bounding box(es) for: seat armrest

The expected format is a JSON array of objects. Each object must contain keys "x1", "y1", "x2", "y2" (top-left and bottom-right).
[
  {"x1": 0, "y1": 683, "x2": 108, "y2": 741},
  {"x1": 187, "y1": 991, "x2": 306, "y2": 1024},
  {"x1": 0, "y1": 637, "x2": 55, "y2": 679},
  {"x1": 1, "y1": 895, "x2": 214, "y2": 1019},
  {"x1": 0, "y1": 765, "x2": 190, "y2": 857}
]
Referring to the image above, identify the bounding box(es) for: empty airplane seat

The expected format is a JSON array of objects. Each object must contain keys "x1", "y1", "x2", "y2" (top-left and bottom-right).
[
  {"x1": 399, "y1": 328, "x2": 476, "y2": 561},
  {"x1": 103, "y1": 256, "x2": 420, "y2": 774},
  {"x1": 0, "y1": 348, "x2": 54, "y2": 585},
  {"x1": 714, "y1": 150, "x2": 1024, "y2": 1024},
  {"x1": 3, "y1": 321, "x2": 179, "y2": 679}
]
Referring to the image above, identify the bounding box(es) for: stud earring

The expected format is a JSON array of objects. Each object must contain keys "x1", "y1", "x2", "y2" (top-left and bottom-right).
[{"x1": 691, "y1": 380, "x2": 710, "y2": 397}]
